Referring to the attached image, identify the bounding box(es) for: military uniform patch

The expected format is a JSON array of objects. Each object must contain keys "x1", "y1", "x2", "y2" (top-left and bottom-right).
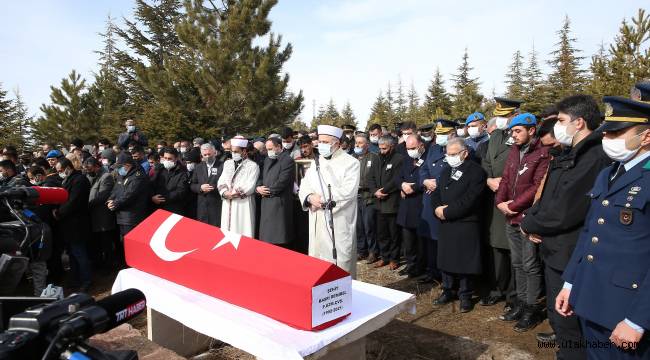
[{"x1": 620, "y1": 209, "x2": 633, "y2": 225}]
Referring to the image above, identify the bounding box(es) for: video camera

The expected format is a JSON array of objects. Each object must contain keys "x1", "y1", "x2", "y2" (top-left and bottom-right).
[
  {"x1": 0, "y1": 186, "x2": 68, "y2": 296},
  {"x1": 0, "y1": 289, "x2": 146, "y2": 360}
]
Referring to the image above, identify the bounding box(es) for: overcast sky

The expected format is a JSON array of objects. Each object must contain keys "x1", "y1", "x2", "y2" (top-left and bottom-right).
[{"x1": 0, "y1": 0, "x2": 646, "y2": 128}]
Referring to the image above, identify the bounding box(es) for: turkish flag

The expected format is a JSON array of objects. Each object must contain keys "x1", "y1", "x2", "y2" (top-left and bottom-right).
[{"x1": 125, "y1": 210, "x2": 351, "y2": 331}]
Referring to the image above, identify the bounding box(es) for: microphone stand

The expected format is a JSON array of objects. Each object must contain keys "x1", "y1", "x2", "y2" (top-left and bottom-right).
[{"x1": 314, "y1": 156, "x2": 338, "y2": 265}]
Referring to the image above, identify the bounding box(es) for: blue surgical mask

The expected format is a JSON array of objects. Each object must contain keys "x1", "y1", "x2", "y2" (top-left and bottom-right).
[
  {"x1": 353, "y1": 147, "x2": 364, "y2": 155},
  {"x1": 318, "y1": 143, "x2": 333, "y2": 157},
  {"x1": 127, "y1": 125, "x2": 136, "y2": 132},
  {"x1": 117, "y1": 166, "x2": 128, "y2": 177},
  {"x1": 435, "y1": 135, "x2": 448, "y2": 146}
]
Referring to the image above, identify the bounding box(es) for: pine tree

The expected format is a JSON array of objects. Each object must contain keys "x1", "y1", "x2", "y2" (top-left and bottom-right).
[
  {"x1": 522, "y1": 44, "x2": 550, "y2": 115},
  {"x1": 0, "y1": 83, "x2": 14, "y2": 125},
  {"x1": 505, "y1": 50, "x2": 525, "y2": 99},
  {"x1": 367, "y1": 91, "x2": 390, "y2": 127},
  {"x1": 9, "y1": 90, "x2": 33, "y2": 149},
  {"x1": 385, "y1": 82, "x2": 396, "y2": 127},
  {"x1": 604, "y1": 9, "x2": 650, "y2": 97},
  {"x1": 405, "y1": 82, "x2": 424, "y2": 125},
  {"x1": 451, "y1": 48, "x2": 483, "y2": 118},
  {"x1": 547, "y1": 15, "x2": 586, "y2": 101},
  {"x1": 33, "y1": 70, "x2": 101, "y2": 145},
  {"x1": 394, "y1": 77, "x2": 407, "y2": 123},
  {"x1": 585, "y1": 42, "x2": 610, "y2": 103},
  {"x1": 177, "y1": 0, "x2": 303, "y2": 137},
  {"x1": 340, "y1": 101, "x2": 357, "y2": 127},
  {"x1": 92, "y1": 15, "x2": 130, "y2": 142},
  {"x1": 423, "y1": 67, "x2": 452, "y2": 120}
]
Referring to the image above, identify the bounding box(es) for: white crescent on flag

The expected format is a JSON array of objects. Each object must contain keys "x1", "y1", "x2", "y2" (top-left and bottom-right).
[{"x1": 150, "y1": 213, "x2": 197, "y2": 261}]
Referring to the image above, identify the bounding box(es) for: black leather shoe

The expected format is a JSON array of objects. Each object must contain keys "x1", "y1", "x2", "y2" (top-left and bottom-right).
[
  {"x1": 536, "y1": 332, "x2": 556, "y2": 342},
  {"x1": 479, "y1": 294, "x2": 504, "y2": 306},
  {"x1": 514, "y1": 305, "x2": 543, "y2": 332},
  {"x1": 503, "y1": 300, "x2": 514, "y2": 313},
  {"x1": 433, "y1": 291, "x2": 455, "y2": 305},
  {"x1": 499, "y1": 300, "x2": 524, "y2": 322},
  {"x1": 460, "y1": 298, "x2": 474, "y2": 313}
]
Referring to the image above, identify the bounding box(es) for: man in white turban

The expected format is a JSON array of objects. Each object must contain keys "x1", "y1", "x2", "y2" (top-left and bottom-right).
[
  {"x1": 298, "y1": 125, "x2": 360, "y2": 277},
  {"x1": 217, "y1": 136, "x2": 260, "y2": 237}
]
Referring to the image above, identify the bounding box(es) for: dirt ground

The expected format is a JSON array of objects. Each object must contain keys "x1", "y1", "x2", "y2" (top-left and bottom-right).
[{"x1": 81, "y1": 259, "x2": 556, "y2": 360}]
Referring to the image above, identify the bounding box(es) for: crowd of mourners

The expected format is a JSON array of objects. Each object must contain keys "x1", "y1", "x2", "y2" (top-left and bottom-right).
[{"x1": 2, "y1": 82, "x2": 650, "y2": 359}]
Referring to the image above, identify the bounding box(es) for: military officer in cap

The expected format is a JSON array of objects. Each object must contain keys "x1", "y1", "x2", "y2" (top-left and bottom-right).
[
  {"x1": 419, "y1": 123, "x2": 435, "y2": 145},
  {"x1": 480, "y1": 97, "x2": 523, "y2": 309},
  {"x1": 557, "y1": 96, "x2": 650, "y2": 359},
  {"x1": 417, "y1": 120, "x2": 455, "y2": 285}
]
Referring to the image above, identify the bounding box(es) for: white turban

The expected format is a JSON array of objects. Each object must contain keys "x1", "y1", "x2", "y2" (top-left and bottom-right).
[{"x1": 317, "y1": 125, "x2": 343, "y2": 139}]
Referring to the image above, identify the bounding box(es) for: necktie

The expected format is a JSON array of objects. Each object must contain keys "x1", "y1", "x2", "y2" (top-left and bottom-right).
[{"x1": 609, "y1": 163, "x2": 626, "y2": 186}]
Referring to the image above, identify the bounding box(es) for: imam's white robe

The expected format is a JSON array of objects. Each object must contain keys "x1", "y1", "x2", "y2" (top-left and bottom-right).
[
  {"x1": 217, "y1": 159, "x2": 260, "y2": 237},
  {"x1": 298, "y1": 149, "x2": 360, "y2": 278}
]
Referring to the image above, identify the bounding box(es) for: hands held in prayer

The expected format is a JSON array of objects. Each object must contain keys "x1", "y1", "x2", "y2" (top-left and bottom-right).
[
  {"x1": 152, "y1": 194, "x2": 166, "y2": 204},
  {"x1": 374, "y1": 188, "x2": 388, "y2": 200},
  {"x1": 201, "y1": 184, "x2": 215, "y2": 193},
  {"x1": 487, "y1": 177, "x2": 501, "y2": 192},
  {"x1": 423, "y1": 179, "x2": 437, "y2": 194},
  {"x1": 497, "y1": 200, "x2": 518, "y2": 216},
  {"x1": 434, "y1": 205, "x2": 447, "y2": 220},
  {"x1": 256, "y1": 186, "x2": 271, "y2": 197},
  {"x1": 401, "y1": 182, "x2": 415, "y2": 195},
  {"x1": 308, "y1": 193, "x2": 324, "y2": 211}
]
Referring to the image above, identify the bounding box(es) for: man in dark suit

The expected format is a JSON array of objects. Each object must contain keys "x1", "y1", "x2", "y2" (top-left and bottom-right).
[
  {"x1": 557, "y1": 96, "x2": 650, "y2": 359},
  {"x1": 53, "y1": 157, "x2": 92, "y2": 291},
  {"x1": 432, "y1": 137, "x2": 487, "y2": 313},
  {"x1": 368, "y1": 135, "x2": 403, "y2": 270},
  {"x1": 190, "y1": 143, "x2": 223, "y2": 226},
  {"x1": 152, "y1": 148, "x2": 190, "y2": 215},
  {"x1": 396, "y1": 134, "x2": 428, "y2": 278},
  {"x1": 256, "y1": 137, "x2": 295, "y2": 246}
]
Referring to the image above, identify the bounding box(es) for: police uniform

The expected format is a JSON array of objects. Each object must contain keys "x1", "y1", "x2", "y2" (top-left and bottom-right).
[{"x1": 563, "y1": 96, "x2": 650, "y2": 359}]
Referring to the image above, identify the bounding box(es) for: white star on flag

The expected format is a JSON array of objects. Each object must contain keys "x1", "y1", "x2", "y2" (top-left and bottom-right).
[{"x1": 212, "y1": 229, "x2": 242, "y2": 250}]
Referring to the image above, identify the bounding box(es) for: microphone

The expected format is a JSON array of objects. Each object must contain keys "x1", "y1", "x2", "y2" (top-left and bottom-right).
[
  {"x1": 94, "y1": 288, "x2": 146, "y2": 331},
  {"x1": 0, "y1": 186, "x2": 68, "y2": 205},
  {"x1": 55, "y1": 289, "x2": 146, "y2": 340},
  {"x1": 30, "y1": 187, "x2": 69, "y2": 205}
]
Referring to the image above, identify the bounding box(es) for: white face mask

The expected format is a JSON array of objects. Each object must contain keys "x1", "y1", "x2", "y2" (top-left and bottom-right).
[
  {"x1": 407, "y1": 148, "x2": 421, "y2": 159},
  {"x1": 282, "y1": 141, "x2": 293, "y2": 150},
  {"x1": 186, "y1": 163, "x2": 195, "y2": 172},
  {"x1": 162, "y1": 160, "x2": 175, "y2": 170},
  {"x1": 495, "y1": 117, "x2": 509, "y2": 130},
  {"x1": 553, "y1": 122, "x2": 577, "y2": 147},
  {"x1": 369, "y1": 136, "x2": 379, "y2": 144},
  {"x1": 231, "y1": 152, "x2": 242, "y2": 162},
  {"x1": 436, "y1": 135, "x2": 448, "y2": 146},
  {"x1": 98, "y1": 146, "x2": 106, "y2": 152},
  {"x1": 421, "y1": 136, "x2": 432, "y2": 142},
  {"x1": 318, "y1": 143, "x2": 333, "y2": 158},
  {"x1": 467, "y1": 127, "x2": 482, "y2": 138},
  {"x1": 456, "y1": 128, "x2": 465, "y2": 137},
  {"x1": 445, "y1": 154, "x2": 464, "y2": 168},
  {"x1": 602, "y1": 133, "x2": 644, "y2": 162},
  {"x1": 267, "y1": 150, "x2": 278, "y2": 159},
  {"x1": 180, "y1": 147, "x2": 188, "y2": 153}
]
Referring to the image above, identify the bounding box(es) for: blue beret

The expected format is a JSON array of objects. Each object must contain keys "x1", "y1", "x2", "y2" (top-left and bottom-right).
[
  {"x1": 465, "y1": 112, "x2": 485, "y2": 125},
  {"x1": 508, "y1": 113, "x2": 537, "y2": 129},
  {"x1": 46, "y1": 150, "x2": 62, "y2": 159}
]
